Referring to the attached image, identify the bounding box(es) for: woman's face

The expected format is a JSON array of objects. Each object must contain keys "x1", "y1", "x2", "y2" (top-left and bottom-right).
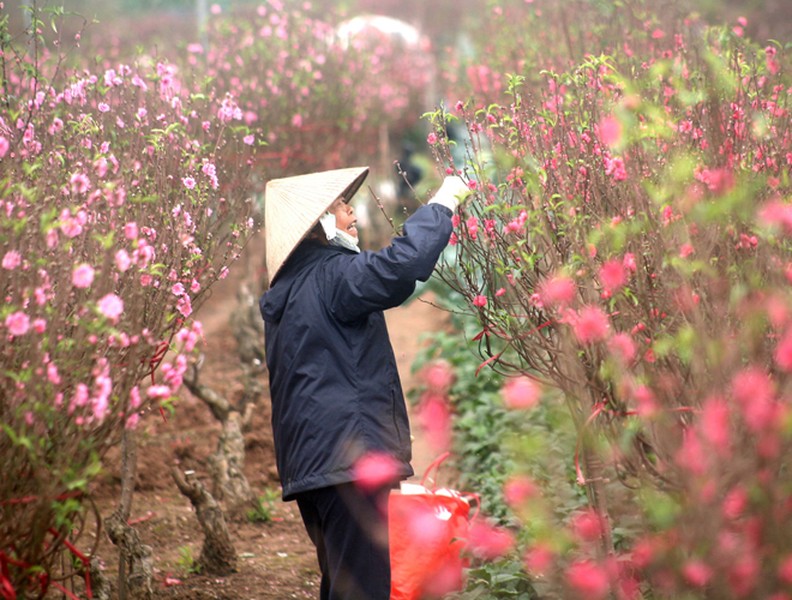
[{"x1": 329, "y1": 197, "x2": 358, "y2": 239}]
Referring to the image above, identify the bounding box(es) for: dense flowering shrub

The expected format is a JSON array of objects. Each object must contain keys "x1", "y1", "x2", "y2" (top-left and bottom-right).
[
  {"x1": 427, "y1": 4, "x2": 792, "y2": 598},
  {"x1": 0, "y1": 9, "x2": 257, "y2": 591},
  {"x1": 174, "y1": 2, "x2": 436, "y2": 179},
  {"x1": 48, "y1": 0, "x2": 437, "y2": 181}
]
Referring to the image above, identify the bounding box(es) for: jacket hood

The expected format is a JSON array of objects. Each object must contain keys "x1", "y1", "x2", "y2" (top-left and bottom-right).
[
  {"x1": 259, "y1": 241, "x2": 340, "y2": 324},
  {"x1": 259, "y1": 273, "x2": 292, "y2": 324}
]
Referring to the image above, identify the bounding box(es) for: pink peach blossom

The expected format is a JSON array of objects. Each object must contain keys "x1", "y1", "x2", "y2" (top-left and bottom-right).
[
  {"x1": 130, "y1": 386, "x2": 142, "y2": 409},
  {"x1": 97, "y1": 293, "x2": 124, "y2": 322},
  {"x1": 722, "y1": 486, "x2": 748, "y2": 520},
  {"x1": 5, "y1": 311, "x2": 30, "y2": 336},
  {"x1": 604, "y1": 156, "x2": 627, "y2": 181},
  {"x1": 115, "y1": 249, "x2": 131, "y2": 272},
  {"x1": 607, "y1": 333, "x2": 636, "y2": 364},
  {"x1": 124, "y1": 222, "x2": 138, "y2": 240},
  {"x1": 571, "y1": 305, "x2": 610, "y2": 344},
  {"x1": 675, "y1": 429, "x2": 706, "y2": 475},
  {"x1": 176, "y1": 294, "x2": 192, "y2": 317},
  {"x1": 47, "y1": 363, "x2": 61, "y2": 385},
  {"x1": 598, "y1": 259, "x2": 626, "y2": 292},
  {"x1": 147, "y1": 385, "x2": 172, "y2": 399},
  {"x1": 774, "y1": 328, "x2": 792, "y2": 371},
  {"x1": 2, "y1": 250, "x2": 21, "y2": 270},
  {"x1": 683, "y1": 559, "x2": 713, "y2": 587},
  {"x1": 72, "y1": 263, "x2": 95, "y2": 288},
  {"x1": 699, "y1": 396, "x2": 731, "y2": 451},
  {"x1": 778, "y1": 555, "x2": 792, "y2": 585},
  {"x1": 69, "y1": 171, "x2": 91, "y2": 194}
]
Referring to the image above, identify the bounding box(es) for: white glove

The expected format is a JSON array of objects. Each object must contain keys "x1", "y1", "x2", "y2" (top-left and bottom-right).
[{"x1": 428, "y1": 176, "x2": 471, "y2": 212}]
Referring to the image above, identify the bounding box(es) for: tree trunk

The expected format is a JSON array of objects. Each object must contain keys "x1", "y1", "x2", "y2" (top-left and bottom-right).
[
  {"x1": 104, "y1": 511, "x2": 154, "y2": 600},
  {"x1": 180, "y1": 279, "x2": 265, "y2": 514},
  {"x1": 171, "y1": 468, "x2": 237, "y2": 576},
  {"x1": 206, "y1": 410, "x2": 256, "y2": 513},
  {"x1": 581, "y1": 448, "x2": 615, "y2": 556},
  {"x1": 182, "y1": 364, "x2": 258, "y2": 514},
  {"x1": 105, "y1": 427, "x2": 154, "y2": 600},
  {"x1": 88, "y1": 555, "x2": 114, "y2": 600}
]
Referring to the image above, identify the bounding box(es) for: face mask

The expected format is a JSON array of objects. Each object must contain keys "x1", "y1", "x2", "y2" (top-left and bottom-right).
[
  {"x1": 318, "y1": 212, "x2": 336, "y2": 240},
  {"x1": 330, "y1": 229, "x2": 360, "y2": 253}
]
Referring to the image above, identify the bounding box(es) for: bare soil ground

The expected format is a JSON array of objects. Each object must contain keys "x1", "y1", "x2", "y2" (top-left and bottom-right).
[{"x1": 85, "y1": 240, "x2": 449, "y2": 599}]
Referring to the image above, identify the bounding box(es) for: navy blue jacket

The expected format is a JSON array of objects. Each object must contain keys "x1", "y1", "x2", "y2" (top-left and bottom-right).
[{"x1": 259, "y1": 203, "x2": 453, "y2": 500}]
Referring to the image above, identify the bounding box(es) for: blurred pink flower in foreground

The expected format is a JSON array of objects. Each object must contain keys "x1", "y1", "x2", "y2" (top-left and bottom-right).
[
  {"x1": 524, "y1": 544, "x2": 555, "y2": 575},
  {"x1": 570, "y1": 305, "x2": 610, "y2": 344},
  {"x1": 774, "y1": 327, "x2": 792, "y2": 371},
  {"x1": 566, "y1": 559, "x2": 610, "y2": 599},
  {"x1": 353, "y1": 451, "x2": 400, "y2": 492},
  {"x1": 416, "y1": 393, "x2": 452, "y2": 452},
  {"x1": 503, "y1": 475, "x2": 539, "y2": 508},
  {"x1": 501, "y1": 376, "x2": 542, "y2": 409},
  {"x1": 422, "y1": 359, "x2": 454, "y2": 393},
  {"x1": 539, "y1": 275, "x2": 576, "y2": 308},
  {"x1": 598, "y1": 115, "x2": 623, "y2": 147},
  {"x1": 465, "y1": 520, "x2": 515, "y2": 559},
  {"x1": 607, "y1": 333, "x2": 636, "y2": 364},
  {"x1": 598, "y1": 259, "x2": 626, "y2": 292},
  {"x1": 571, "y1": 508, "x2": 605, "y2": 542}
]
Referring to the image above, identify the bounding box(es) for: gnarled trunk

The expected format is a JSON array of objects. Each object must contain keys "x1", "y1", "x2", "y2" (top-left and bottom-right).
[{"x1": 171, "y1": 469, "x2": 237, "y2": 576}]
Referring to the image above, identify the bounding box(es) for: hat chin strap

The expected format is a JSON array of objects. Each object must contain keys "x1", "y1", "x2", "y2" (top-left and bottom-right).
[{"x1": 329, "y1": 229, "x2": 360, "y2": 253}]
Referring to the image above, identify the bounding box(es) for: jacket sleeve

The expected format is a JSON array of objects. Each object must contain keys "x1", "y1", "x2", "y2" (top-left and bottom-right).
[{"x1": 327, "y1": 203, "x2": 453, "y2": 322}]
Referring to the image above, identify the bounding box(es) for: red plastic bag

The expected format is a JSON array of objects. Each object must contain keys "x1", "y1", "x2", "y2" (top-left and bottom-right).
[{"x1": 389, "y1": 453, "x2": 477, "y2": 600}]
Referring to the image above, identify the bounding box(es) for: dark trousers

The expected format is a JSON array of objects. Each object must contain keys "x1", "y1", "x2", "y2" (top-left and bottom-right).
[{"x1": 295, "y1": 482, "x2": 392, "y2": 600}]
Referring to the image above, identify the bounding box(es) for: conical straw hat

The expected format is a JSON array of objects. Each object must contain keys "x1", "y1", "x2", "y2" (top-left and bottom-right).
[{"x1": 264, "y1": 166, "x2": 369, "y2": 285}]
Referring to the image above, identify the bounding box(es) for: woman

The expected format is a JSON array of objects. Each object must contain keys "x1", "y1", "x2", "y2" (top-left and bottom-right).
[{"x1": 259, "y1": 166, "x2": 467, "y2": 599}]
